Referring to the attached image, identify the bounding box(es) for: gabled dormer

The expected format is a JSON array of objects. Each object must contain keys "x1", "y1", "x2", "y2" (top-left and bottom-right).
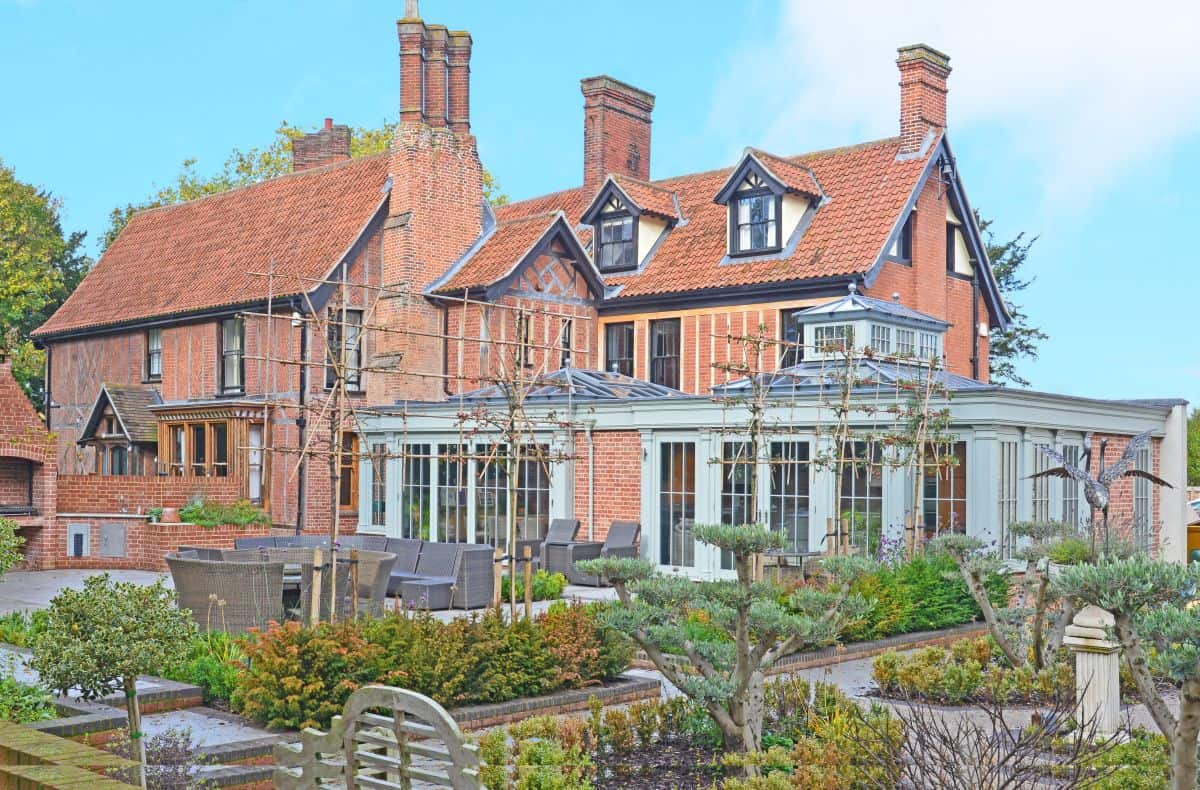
[
  {"x1": 714, "y1": 149, "x2": 823, "y2": 259},
  {"x1": 580, "y1": 175, "x2": 679, "y2": 274}
]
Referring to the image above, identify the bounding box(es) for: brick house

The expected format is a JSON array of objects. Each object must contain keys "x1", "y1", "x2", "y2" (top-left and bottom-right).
[{"x1": 33, "y1": 6, "x2": 1191, "y2": 570}]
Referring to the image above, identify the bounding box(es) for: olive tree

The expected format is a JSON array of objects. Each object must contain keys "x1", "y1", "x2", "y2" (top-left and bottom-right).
[
  {"x1": 1057, "y1": 555, "x2": 1200, "y2": 790},
  {"x1": 933, "y1": 522, "x2": 1081, "y2": 672},
  {"x1": 30, "y1": 574, "x2": 194, "y2": 786},
  {"x1": 580, "y1": 526, "x2": 869, "y2": 758}
]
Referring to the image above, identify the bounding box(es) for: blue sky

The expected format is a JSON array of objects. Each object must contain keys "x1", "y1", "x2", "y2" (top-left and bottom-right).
[{"x1": 2, "y1": 0, "x2": 1196, "y2": 405}]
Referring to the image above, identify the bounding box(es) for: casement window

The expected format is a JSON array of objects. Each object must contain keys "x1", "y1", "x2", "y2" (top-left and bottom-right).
[
  {"x1": 400, "y1": 444, "x2": 432, "y2": 539},
  {"x1": 813, "y1": 323, "x2": 851, "y2": 352},
  {"x1": 838, "y1": 442, "x2": 884, "y2": 555},
  {"x1": 515, "y1": 446, "x2": 552, "y2": 543},
  {"x1": 649, "y1": 318, "x2": 681, "y2": 389},
  {"x1": 145, "y1": 329, "x2": 162, "y2": 381},
  {"x1": 919, "y1": 332, "x2": 941, "y2": 361},
  {"x1": 1061, "y1": 444, "x2": 1081, "y2": 526},
  {"x1": 946, "y1": 223, "x2": 957, "y2": 273},
  {"x1": 474, "y1": 444, "x2": 508, "y2": 547},
  {"x1": 1031, "y1": 443, "x2": 1053, "y2": 521},
  {"x1": 895, "y1": 329, "x2": 916, "y2": 356},
  {"x1": 870, "y1": 324, "x2": 892, "y2": 354},
  {"x1": 1133, "y1": 446, "x2": 1152, "y2": 552},
  {"x1": 339, "y1": 434, "x2": 359, "y2": 511},
  {"x1": 998, "y1": 440, "x2": 1020, "y2": 557},
  {"x1": 106, "y1": 446, "x2": 128, "y2": 476},
  {"x1": 597, "y1": 214, "x2": 637, "y2": 272},
  {"x1": 219, "y1": 318, "x2": 245, "y2": 394},
  {"x1": 770, "y1": 441, "x2": 811, "y2": 553},
  {"x1": 605, "y1": 322, "x2": 635, "y2": 377},
  {"x1": 326, "y1": 308, "x2": 363, "y2": 391},
  {"x1": 659, "y1": 441, "x2": 696, "y2": 567},
  {"x1": 560, "y1": 319, "x2": 573, "y2": 368},
  {"x1": 437, "y1": 444, "x2": 469, "y2": 543},
  {"x1": 247, "y1": 424, "x2": 265, "y2": 504},
  {"x1": 779, "y1": 309, "x2": 804, "y2": 368},
  {"x1": 372, "y1": 443, "x2": 390, "y2": 531},
  {"x1": 168, "y1": 420, "x2": 231, "y2": 478},
  {"x1": 732, "y1": 192, "x2": 780, "y2": 255},
  {"x1": 719, "y1": 441, "x2": 754, "y2": 570},
  {"x1": 892, "y1": 211, "x2": 916, "y2": 260},
  {"x1": 515, "y1": 312, "x2": 532, "y2": 367},
  {"x1": 922, "y1": 442, "x2": 967, "y2": 536}
]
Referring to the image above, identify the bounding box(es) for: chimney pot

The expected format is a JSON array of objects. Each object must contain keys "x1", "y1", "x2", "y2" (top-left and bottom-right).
[
  {"x1": 896, "y1": 44, "x2": 951, "y2": 154},
  {"x1": 581, "y1": 75, "x2": 655, "y2": 190}
]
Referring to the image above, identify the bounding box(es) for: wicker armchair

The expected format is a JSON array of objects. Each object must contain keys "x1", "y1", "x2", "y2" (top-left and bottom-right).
[
  {"x1": 536, "y1": 519, "x2": 582, "y2": 569},
  {"x1": 343, "y1": 549, "x2": 397, "y2": 615},
  {"x1": 544, "y1": 520, "x2": 641, "y2": 586},
  {"x1": 393, "y1": 542, "x2": 460, "y2": 607},
  {"x1": 166, "y1": 553, "x2": 285, "y2": 634}
]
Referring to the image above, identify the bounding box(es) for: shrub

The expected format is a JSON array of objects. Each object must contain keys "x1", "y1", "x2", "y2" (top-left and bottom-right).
[
  {"x1": 537, "y1": 602, "x2": 632, "y2": 687},
  {"x1": 163, "y1": 631, "x2": 245, "y2": 703},
  {"x1": 1047, "y1": 536, "x2": 1092, "y2": 565},
  {"x1": 1085, "y1": 728, "x2": 1170, "y2": 790},
  {"x1": 872, "y1": 636, "x2": 1072, "y2": 704},
  {"x1": 478, "y1": 715, "x2": 594, "y2": 789},
  {"x1": 841, "y1": 552, "x2": 1006, "y2": 642},
  {"x1": 178, "y1": 499, "x2": 270, "y2": 528},
  {"x1": 0, "y1": 518, "x2": 24, "y2": 578},
  {"x1": 0, "y1": 665, "x2": 54, "y2": 723},
  {"x1": 498, "y1": 570, "x2": 568, "y2": 602},
  {"x1": 232, "y1": 620, "x2": 384, "y2": 729},
  {"x1": 106, "y1": 726, "x2": 213, "y2": 789},
  {"x1": 0, "y1": 609, "x2": 47, "y2": 647}
]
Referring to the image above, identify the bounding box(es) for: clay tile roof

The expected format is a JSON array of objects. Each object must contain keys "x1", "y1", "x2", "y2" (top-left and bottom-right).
[
  {"x1": 34, "y1": 153, "x2": 390, "y2": 338},
  {"x1": 80, "y1": 383, "x2": 161, "y2": 444},
  {"x1": 498, "y1": 136, "x2": 934, "y2": 300},
  {"x1": 747, "y1": 149, "x2": 823, "y2": 199},
  {"x1": 611, "y1": 175, "x2": 679, "y2": 220},
  {"x1": 430, "y1": 212, "x2": 562, "y2": 294}
]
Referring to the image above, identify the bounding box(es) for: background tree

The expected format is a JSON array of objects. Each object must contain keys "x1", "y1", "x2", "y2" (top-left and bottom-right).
[
  {"x1": 103, "y1": 120, "x2": 509, "y2": 251},
  {"x1": 0, "y1": 159, "x2": 93, "y2": 406},
  {"x1": 30, "y1": 574, "x2": 195, "y2": 787},
  {"x1": 1187, "y1": 408, "x2": 1199, "y2": 487},
  {"x1": 978, "y1": 213, "x2": 1047, "y2": 387}
]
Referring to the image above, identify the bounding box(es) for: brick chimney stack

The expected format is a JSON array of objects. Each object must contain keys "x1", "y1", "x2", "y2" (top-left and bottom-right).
[
  {"x1": 897, "y1": 44, "x2": 951, "y2": 155},
  {"x1": 374, "y1": 2, "x2": 483, "y2": 403},
  {"x1": 291, "y1": 118, "x2": 352, "y2": 172},
  {"x1": 581, "y1": 76, "x2": 655, "y2": 189}
]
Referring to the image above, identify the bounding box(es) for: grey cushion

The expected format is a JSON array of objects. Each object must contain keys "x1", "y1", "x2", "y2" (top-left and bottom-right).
[
  {"x1": 234, "y1": 536, "x2": 277, "y2": 550},
  {"x1": 414, "y1": 542, "x2": 460, "y2": 577}
]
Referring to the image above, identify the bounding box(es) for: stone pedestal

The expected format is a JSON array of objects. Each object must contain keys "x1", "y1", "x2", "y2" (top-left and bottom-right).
[{"x1": 1063, "y1": 605, "x2": 1121, "y2": 740}]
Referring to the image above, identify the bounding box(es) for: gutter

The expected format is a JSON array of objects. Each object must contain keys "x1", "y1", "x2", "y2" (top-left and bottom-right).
[{"x1": 585, "y1": 420, "x2": 596, "y2": 541}]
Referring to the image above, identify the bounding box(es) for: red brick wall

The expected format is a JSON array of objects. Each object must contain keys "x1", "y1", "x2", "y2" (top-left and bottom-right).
[
  {"x1": 574, "y1": 430, "x2": 641, "y2": 542},
  {"x1": 581, "y1": 76, "x2": 654, "y2": 190},
  {"x1": 0, "y1": 459, "x2": 31, "y2": 507},
  {"x1": 1090, "y1": 432, "x2": 1163, "y2": 555},
  {"x1": 28, "y1": 517, "x2": 273, "y2": 571},
  {"x1": 55, "y1": 474, "x2": 245, "y2": 514},
  {"x1": 864, "y1": 173, "x2": 990, "y2": 382}
]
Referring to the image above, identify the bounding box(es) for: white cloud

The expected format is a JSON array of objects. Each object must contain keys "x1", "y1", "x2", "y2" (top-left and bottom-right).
[{"x1": 708, "y1": 0, "x2": 1200, "y2": 210}]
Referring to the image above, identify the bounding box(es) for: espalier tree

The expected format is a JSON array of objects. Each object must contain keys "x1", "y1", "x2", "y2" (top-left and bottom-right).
[
  {"x1": 579, "y1": 536, "x2": 869, "y2": 758},
  {"x1": 30, "y1": 575, "x2": 194, "y2": 789},
  {"x1": 1057, "y1": 556, "x2": 1200, "y2": 790}
]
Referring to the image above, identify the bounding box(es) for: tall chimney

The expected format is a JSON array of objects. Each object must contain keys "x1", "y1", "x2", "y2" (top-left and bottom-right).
[
  {"x1": 446, "y1": 31, "x2": 472, "y2": 133},
  {"x1": 580, "y1": 76, "x2": 655, "y2": 189},
  {"x1": 896, "y1": 44, "x2": 951, "y2": 154},
  {"x1": 423, "y1": 25, "x2": 449, "y2": 127},
  {"x1": 291, "y1": 119, "x2": 351, "y2": 172}
]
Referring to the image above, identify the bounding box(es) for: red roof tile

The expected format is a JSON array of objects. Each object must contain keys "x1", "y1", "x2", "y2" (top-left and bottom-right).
[
  {"x1": 611, "y1": 175, "x2": 679, "y2": 220},
  {"x1": 498, "y1": 136, "x2": 933, "y2": 300},
  {"x1": 35, "y1": 154, "x2": 390, "y2": 337},
  {"x1": 746, "y1": 149, "x2": 823, "y2": 199},
  {"x1": 431, "y1": 212, "x2": 562, "y2": 293}
]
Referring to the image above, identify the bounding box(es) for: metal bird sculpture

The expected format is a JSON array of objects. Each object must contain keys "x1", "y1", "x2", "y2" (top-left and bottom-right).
[{"x1": 1029, "y1": 430, "x2": 1173, "y2": 553}]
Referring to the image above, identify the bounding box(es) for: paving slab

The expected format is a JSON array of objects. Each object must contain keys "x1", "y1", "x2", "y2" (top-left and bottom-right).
[{"x1": 0, "y1": 569, "x2": 169, "y2": 615}]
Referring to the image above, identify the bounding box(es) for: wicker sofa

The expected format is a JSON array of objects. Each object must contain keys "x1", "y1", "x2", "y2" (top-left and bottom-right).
[
  {"x1": 385, "y1": 541, "x2": 494, "y2": 610},
  {"x1": 543, "y1": 520, "x2": 641, "y2": 586},
  {"x1": 166, "y1": 551, "x2": 286, "y2": 633}
]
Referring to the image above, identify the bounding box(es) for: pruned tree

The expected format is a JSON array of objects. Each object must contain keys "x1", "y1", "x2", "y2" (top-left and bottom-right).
[
  {"x1": 30, "y1": 575, "x2": 195, "y2": 789},
  {"x1": 580, "y1": 540, "x2": 870, "y2": 760},
  {"x1": 1057, "y1": 555, "x2": 1200, "y2": 790},
  {"x1": 932, "y1": 523, "x2": 1078, "y2": 673}
]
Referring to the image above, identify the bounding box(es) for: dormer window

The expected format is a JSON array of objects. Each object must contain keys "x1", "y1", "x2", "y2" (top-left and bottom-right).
[
  {"x1": 597, "y1": 213, "x2": 636, "y2": 271},
  {"x1": 731, "y1": 172, "x2": 781, "y2": 255}
]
